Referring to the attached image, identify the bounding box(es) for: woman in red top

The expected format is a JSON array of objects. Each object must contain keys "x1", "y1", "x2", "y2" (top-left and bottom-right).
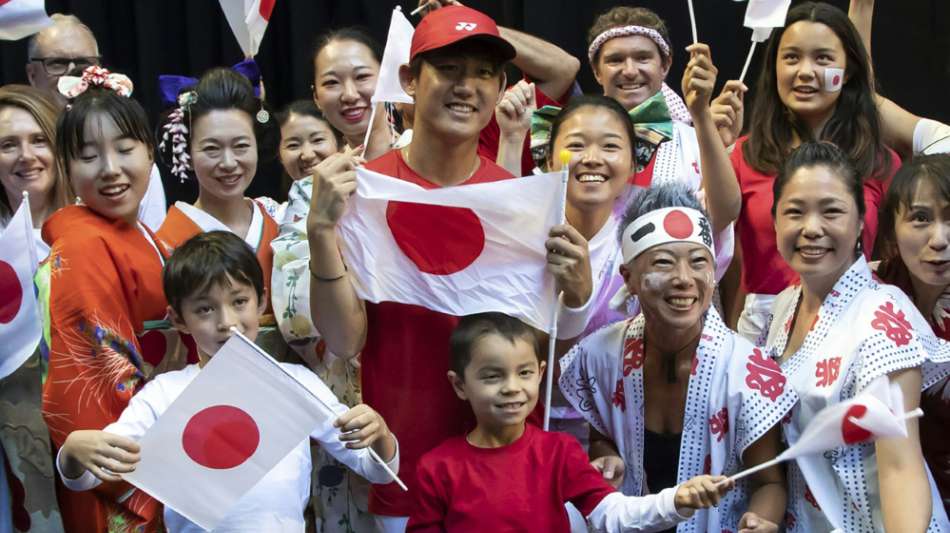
[
  {"x1": 728, "y1": 2, "x2": 898, "y2": 340},
  {"x1": 874, "y1": 153, "x2": 950, "y2": 513}
]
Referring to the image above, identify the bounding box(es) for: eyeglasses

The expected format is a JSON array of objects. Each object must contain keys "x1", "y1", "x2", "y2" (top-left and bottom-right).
[{"x1": 29, "y1": 56, "x2": 101, "y2": 76}]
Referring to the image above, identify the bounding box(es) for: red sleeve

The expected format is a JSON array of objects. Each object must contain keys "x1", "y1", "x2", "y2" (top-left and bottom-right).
[
  {"x1": 406, "y1": 457, "x2": 449, "y2": 533},
  {"x1": 860, "y1": 148, "x2": 900, "y2": 256},
  {"x1": 558, "y1": 435, "x2": 616, "y2": 516},
  {"x1": 478, "y1": 83, "x2": 573, "y2": 176}
]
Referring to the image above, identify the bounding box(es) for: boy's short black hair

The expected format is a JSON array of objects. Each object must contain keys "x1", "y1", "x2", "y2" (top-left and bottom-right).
[
  {"x1": 163, "y1": 231, "x2": 264, "y2": 314},
  {"x1": 449, "y1": 312, "x2": 540, "y2": 378}
]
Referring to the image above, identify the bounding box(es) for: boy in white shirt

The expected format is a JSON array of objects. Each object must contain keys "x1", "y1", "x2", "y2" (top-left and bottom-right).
[{"x1": 56, "y1": 230, "x2": 399, "y2": 532}]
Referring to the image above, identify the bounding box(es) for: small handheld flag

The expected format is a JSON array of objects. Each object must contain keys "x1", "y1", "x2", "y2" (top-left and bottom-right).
[
  {"x1": 738, "y1": 0, "x2": 792, "y2": 84},
  {"x1": 542, "y1": 149, "x2": 573, "y2": 431},
  {"x1": 726, "y1": 376, "x2": 920, "y2": 484},
  {"x1": 0, "y1": 192, "x2": 41, "y2": 379},
  {"x1": 0, "y1": 0, "x2": 52, "y2": 41}
]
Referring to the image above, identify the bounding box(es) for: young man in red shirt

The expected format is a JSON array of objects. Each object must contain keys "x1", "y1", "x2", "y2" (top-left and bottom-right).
[{"x1": 306, "y1": 6, "x2": 523, "y2": 531}]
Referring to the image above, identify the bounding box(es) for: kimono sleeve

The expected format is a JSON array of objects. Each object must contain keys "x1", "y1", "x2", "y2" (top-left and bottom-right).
[
  {"x1": 43, "y1": 234, "x2": 146, "y2": 448},
  {"x1": 406, "y1": 457, "x2": 448, "y2": 532},
  {"x1": 271, "y1": 177, "x2": 322, "y2": 358},
  {"x1": 852, "y1": 288, "x2": 950, "y2": 391},
  {"x1": 558, "y1": 322, "x2": 625, "y2": 437}
]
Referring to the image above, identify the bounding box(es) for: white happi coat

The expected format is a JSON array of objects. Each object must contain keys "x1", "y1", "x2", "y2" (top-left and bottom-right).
[
  {"x1": 764, "y1": 257, "x2": 950, "y2": 532},
  {"x1": 560, "y1": 307, "x2": 797, "y2": 532}
]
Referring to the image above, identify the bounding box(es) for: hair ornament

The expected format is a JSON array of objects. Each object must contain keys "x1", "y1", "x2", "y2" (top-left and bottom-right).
[
  {"x1": 160, "y1": 90, "x2": 197, "y2": 182},
  {"x1": 57, "y1": 66, "x2": 134, "y2": 99}
]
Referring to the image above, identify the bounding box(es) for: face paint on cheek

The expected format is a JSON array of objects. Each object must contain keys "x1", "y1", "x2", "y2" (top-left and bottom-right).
[{"x1": 639, "y1": 272, "x2": 667, "y2": 294}]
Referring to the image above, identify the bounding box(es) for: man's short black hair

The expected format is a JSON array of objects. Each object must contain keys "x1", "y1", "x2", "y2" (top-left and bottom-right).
[
  {"x1": 449, "y1": 312, "x2": 540, "y2": 379},
  {"x1": 163, "y1": 231, "x2": 264, "y2": 315}
]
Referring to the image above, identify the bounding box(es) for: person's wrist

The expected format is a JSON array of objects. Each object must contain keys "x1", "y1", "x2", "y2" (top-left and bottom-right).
[{"x1": 499, "y1": 130, "x2": 528, "y2": 144}]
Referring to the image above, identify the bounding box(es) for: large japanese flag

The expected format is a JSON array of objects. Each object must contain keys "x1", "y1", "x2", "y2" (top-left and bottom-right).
[
  {"x1": 743, "y1": 0, "x2": 791, "y2": 42},
  {"x1": 339, "y1": 168, "x2": 564, "y2": 333},
  {"x1": 123, "y1": 331, "x2": 339, "y2": 531},
  {"x1": 0, "y1": 197, "x2": 40, "y2": 379},
  {"x1": 0, "y1": 0, "x2": 52, "y2": 41},
  {"x1": 372, "y1": 7, "x2": 414, "y2": 105},
  {"x1": 219, "y1": 0, "x2": 274, "y2": 57}
]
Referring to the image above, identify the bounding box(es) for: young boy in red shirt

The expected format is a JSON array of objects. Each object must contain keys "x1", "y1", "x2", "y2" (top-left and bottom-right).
[{"x1": 407, "y1": 313, "x2": 733, "y2": 532}]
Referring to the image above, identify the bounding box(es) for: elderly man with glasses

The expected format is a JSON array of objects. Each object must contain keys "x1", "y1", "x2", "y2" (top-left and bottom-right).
[{"x1": 25, "y1": 14, "x2": 100, "y2": 105}]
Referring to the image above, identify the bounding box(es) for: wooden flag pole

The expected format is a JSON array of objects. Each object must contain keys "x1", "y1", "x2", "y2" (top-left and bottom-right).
[
  {"x1": 739, "y1": 41, "x2": 757, "y2": 85},
  {"x1": 543, "y1": 150, "x2": 572, "y2": 431},
  {"x1": 360, "y1": 104, "x2": 379, "y2": 159}
]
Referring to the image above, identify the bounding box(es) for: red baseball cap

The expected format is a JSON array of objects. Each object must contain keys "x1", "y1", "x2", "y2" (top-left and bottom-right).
[{"x1": 409, "y1": 5, "x2": 516, "y2": 62}]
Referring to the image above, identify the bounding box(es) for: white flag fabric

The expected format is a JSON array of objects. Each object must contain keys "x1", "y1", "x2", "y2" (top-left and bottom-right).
[
  {"x1": 339, "y1": 168, "x2": 564, "y2": 332},
  {"x1": 219, "y1": 0, "x2": 274, "y2": 57},
  {"x1": 779, "y1": 376, "x2": 909, "y2": 461},
  {"x1": 0, "y1": 198, "x2": 40, "y2": 379},
  {"x1": 744, "y1": 0, "x2": 791, "y2": 42},
  {"x1": 0, "y1": 0, "x2": 52, "y2": 41},
  {"x1": 372, "y1": 7, "x2": 414, "y2": 105},
  {"x1": 123, "y1": 332, "x2": 338, "y2": 531}
]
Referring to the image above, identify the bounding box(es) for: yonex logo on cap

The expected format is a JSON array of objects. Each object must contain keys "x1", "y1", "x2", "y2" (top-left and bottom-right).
[{"x1": 455, "y1": 22, "x2": 477, "y2": 31}]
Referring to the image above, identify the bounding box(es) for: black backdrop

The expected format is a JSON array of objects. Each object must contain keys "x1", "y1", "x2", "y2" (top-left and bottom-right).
[{"x1": 1, "y1": 0, "x2": 947, "y2": 203}]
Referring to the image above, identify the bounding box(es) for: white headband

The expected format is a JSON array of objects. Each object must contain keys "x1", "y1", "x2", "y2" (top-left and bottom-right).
[
  {"x1": 588, "y1": 25, "x2": 671, "y2": 65},
  {"x1": 620, "y1": 207, "x2": 714, "y2": 264}
]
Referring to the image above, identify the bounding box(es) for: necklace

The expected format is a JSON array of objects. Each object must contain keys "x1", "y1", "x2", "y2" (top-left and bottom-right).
[{"x1": 643, "y1": 323, "x2": 703, "y2": 384}]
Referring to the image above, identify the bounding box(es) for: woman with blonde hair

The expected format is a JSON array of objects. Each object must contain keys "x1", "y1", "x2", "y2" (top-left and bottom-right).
[{"x1": 0, "y1": 84, "x2": 71, "y2": 258}]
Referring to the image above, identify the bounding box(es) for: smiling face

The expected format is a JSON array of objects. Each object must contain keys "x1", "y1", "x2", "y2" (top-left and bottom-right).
[
  {"x1": 776, "y1": 21, "x2": 847, "y2": 128},
  {"x1": 621, "y1": 241, "x2": 714, "y2": 333},
  {"x1": 0, "y1": 106, "x2": 55, "y2": 211},
  {"x1": 593, "y1": 35, "x2": 670, "y2": 111},
  {"x1": 68, "y1": 112, "x2": 152, "y2": 224},
  {"x1": 551, "y1": 105, "x2": 633, "y2": 216},
  {"x1": 774, "y1": 164, "x2": 863, "y2": 290},
  {"x1": 313, "y1": 39, "x2": 380, "y2": 142},
  {"x1": 895, "y1": 178, "x2": 950, "y2": 290},
  {"x1": 279, "y1": 112, "x2": 339, "y2": 182},
  {"x1": 190, "y1": 109, "x2": 257, "y2": 203},
  {"x1": 449, "y1": 333, "x2": 544, "y2": 432},
  {"x1": 403, "y1": 47, "x2": 505, "y2": 143},
  {"x1": 170, "y1": 275, "x2": 265, "y2": 362}
]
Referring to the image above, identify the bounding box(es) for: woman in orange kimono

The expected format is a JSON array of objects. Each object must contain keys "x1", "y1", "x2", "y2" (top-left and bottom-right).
[
  {"x1": 157, "y1": 68, "x2": 278, "y2": 312},
  {"x1": 39, "y1": 67, "x2": 168, "y2": 532}
]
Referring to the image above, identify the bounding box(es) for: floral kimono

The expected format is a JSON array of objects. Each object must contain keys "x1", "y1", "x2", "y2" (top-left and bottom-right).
[
  {"x1": 764, "y1": 257, "x2": 950, "y2": 532},
  {"x1": 270, "y1": 176, "x2": 371, "y2": 533},
  {"x1": 560, "y1": 307, "x2": 797, "y2": 531},
  {"x1": 157, "y1": 200, "x2": 278, "y2": 315},
  {"x1": 40, "y1": 205, "x2": 170, "y2": 532}
]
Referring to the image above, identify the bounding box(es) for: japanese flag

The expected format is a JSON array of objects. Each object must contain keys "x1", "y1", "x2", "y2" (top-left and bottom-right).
[
  {"x1": 823, "y1": 67, "x2": 844, "y2": 93},
  {"x1": 123, "y1": 332, "x2": 339, "y2": 531},
  {"x1": 743, "y1": 0, "x2": 791, "y2": 42},
  {"x1": 339, "y1": 168, "x2": 564, "y2": 333},
  {"x1": 372, "y1": 7, "x2": 414, "y2": 105},
  {"x1": 0, "y1": 0, "x2": 51, "y2": 41},
  {"x1": 780, "y1": 376, "x2": 912, "y2": 461},
  {"x1": 219, "y1": 0, "x2": 274, "y2": 57},
  {"x1": 0, "y1": 197, "x2": 40, "y2": 379}
]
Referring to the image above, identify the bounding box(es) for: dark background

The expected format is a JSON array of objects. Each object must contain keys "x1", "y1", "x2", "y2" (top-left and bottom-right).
[{"x1": 1, "y1": 0, "x2": 947, "y2": 202}]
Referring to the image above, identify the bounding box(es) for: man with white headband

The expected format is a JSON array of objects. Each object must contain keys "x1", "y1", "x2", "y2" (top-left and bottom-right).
[{"x1": 559, "y1": 182, "x2": 796, "y2": 533}]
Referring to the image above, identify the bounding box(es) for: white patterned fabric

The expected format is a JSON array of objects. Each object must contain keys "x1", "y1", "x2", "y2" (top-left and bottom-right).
[
  {"x1": 763, "y1": 256, "x2": 950, "y2": 532},
  {"x1": 560, "y1": 308, "x2": 797, "y2": 532}
]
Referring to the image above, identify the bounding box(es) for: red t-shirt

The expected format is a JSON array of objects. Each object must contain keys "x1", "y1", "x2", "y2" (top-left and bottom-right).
[
  {"x1": 406, "y1": 424, "x2": 615, "y2": 532},
  {"x1": 478, "y1": 84, "x2": 570, "y2": 176},
  {"x1": 731, "y1": 136, "x2": 899, "y2": 295},
  {"x1": 362, "y1": 149, "x2": 514, "y2": 516}
]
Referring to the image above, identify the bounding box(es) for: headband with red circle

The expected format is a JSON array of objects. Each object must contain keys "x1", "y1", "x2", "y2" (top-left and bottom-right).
[{"x1": 620, "y1": 207, "x2": 714, "y2": 264}]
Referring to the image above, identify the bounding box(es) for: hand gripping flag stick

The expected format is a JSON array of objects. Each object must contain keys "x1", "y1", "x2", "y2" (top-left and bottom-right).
[
  {"x1": 230, "y1": 328, "x2": 408, "y2": 491},
  {"x1": 724, "y1": 407, "x2": 923, "y2": 485},
  {"x1": 543, "y1": 149, "x2": 571, "y2": 431}
]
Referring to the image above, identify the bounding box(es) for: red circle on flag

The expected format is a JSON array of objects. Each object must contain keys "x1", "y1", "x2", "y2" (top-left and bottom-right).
[
  {"x1": 832, "y1": 74, "x2": 841, "y2": 87},
  {"x1": 841, "y1": 403, "x2": 872, "y2": 444},
  {"x1": 182, "y1": 405, "x2": 260, "y2": 469},
  {"x1": 0, "y1": 260, "x2": 23, "y2": 324},
  {"x1": 663, "y1": 210, "x2": 693, "y2": 239},
  {"x1": 386, "y1": 201, "x2": 485, "y2": 275}
]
